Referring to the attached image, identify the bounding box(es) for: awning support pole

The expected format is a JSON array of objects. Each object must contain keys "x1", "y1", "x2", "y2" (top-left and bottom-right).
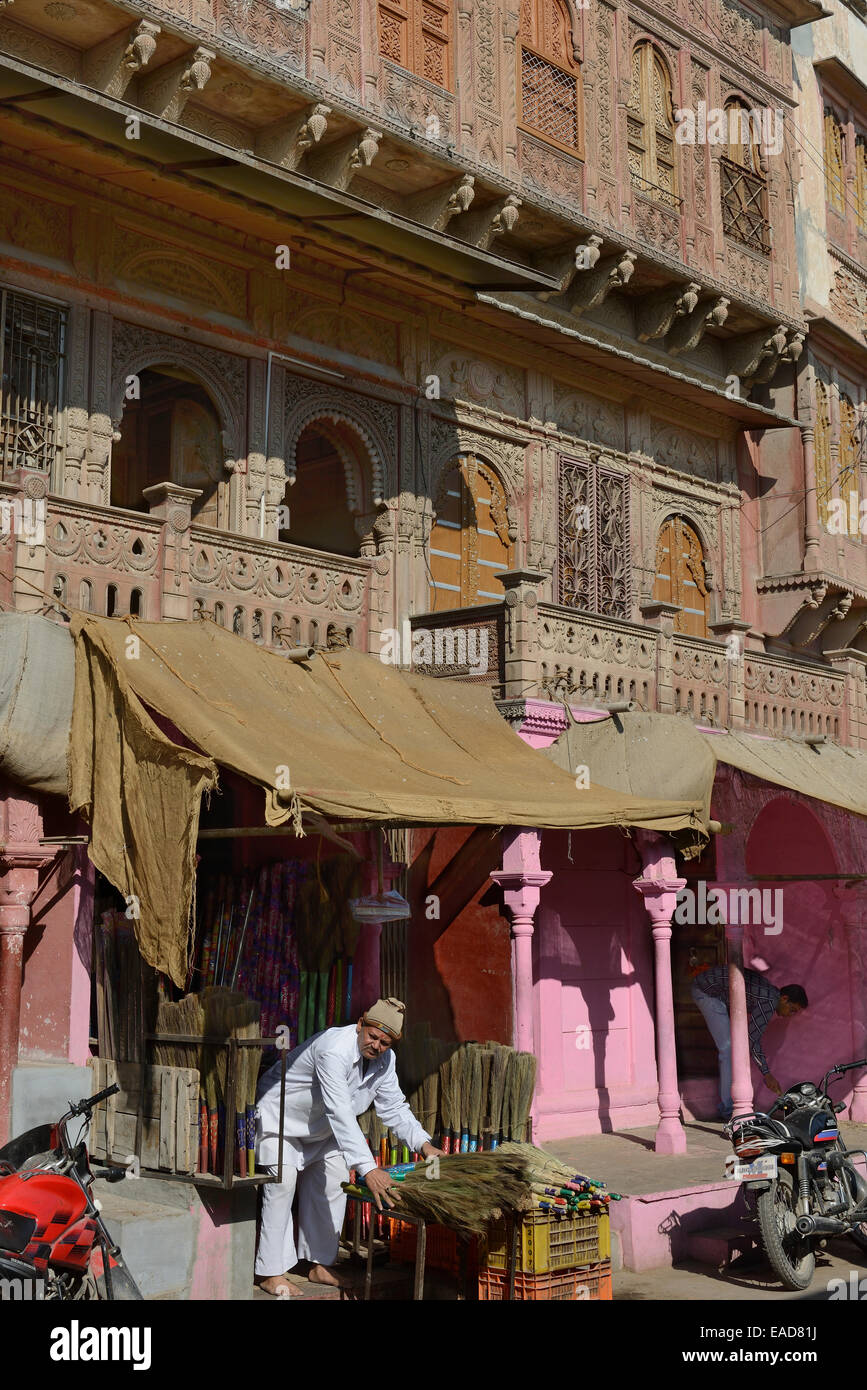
[
  {"x1": 634, "y1": 831, "x2": 687, "y2": 1155},
  {"x1": 726, "y1": 924, "x2": 754, "y2": 1120},
  {"x1": 491, "y1": 829, "x2": 552, "y2": 1057}
]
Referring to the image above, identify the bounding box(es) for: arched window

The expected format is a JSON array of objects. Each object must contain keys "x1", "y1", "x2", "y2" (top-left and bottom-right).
[
  {"x1": 627, "y1": 42, "x2": 678, "y2": 209},
  {"x1": 824, "y1": 106, "x2": 846, "y2": 215},
  {"x1": 652, "y1": 516, "x2": 709, "y2": 637},
  {"x1": 428, "y1": 456, "x2": 512, "y2": 611},
  {"x1": 721, "y1": 98, "x2": 770, "y2": 254},
  {"x1": 378, "y1": 0, "x2": 452, "y2": 91},
  {"x1": 519, "y1": 0, "x2": 582, "y2": 155}
]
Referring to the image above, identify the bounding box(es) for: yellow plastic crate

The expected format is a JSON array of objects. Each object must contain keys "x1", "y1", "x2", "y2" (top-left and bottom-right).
[{"x1": 481, "y1": 1209, "x2": 610, "y2": 1274}]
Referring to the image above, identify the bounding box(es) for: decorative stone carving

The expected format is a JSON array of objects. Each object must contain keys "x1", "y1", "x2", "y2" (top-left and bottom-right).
[
  {"x1": 303, "y1": 127, "x2": 382, "y2": 191},
  {"x1": 450, "y1": 194, "x2": 521, "y2": 251},
  {"x1": 255, "y1": 103, "x2": 331, "y2": 170},
  {"x1": 550, "y1": 386, "x2": 624, "y2": 450},
  {"x1": 429, "y1": 346, "x2": 524, "y2": 416},
  {"x1": 379, "y1": 62, "x2": 456, "y2": 142},
  {"x1": 519, "y1": 134, "x2": 583, "y2": 213},
  {"x1": 138, "y1": 45, "x2": 215, "y2": 122},
  {"x1": 282, "y1": 377, "x2": 397, "y2": 503},
  {"x1": 725, "y1": 244, "x2": 771, "y2": 304},
  {"x1": 632, "y1": 197, "x2": 681, "y2": 257},
  {"x1": 83, "y1": 19, "x2": 161, "y2": 99},
  {"x1": 829, "y1": 254, "x2": 867, "y2": 338},
  {"x1": 666, "y1": 295, "x2": 730, "y2": 357},
  {"x1": 536, "y1": 236, "x2": 602, "y2": 303},
  {"x1": 405, "y1": 173, "x2": 475, "y2": 232},
  {"x1": 216, "y1": 0, "x2": 305, "y2": 69},
  {"x1": 428, "y1": 415, "x2": 526, "y2": 498},
  {"x1": 562, "y1": 249, "x2": 635, "y2": 316},
  {"x1": 635, "y1": 282, "x2": 700, "y2": 343},
  {"x1": 724, "y1": 324, "x2": 802, "y2": 387}
]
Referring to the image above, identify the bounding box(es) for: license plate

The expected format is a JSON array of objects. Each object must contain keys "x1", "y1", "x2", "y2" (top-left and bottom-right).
[{"x1": 725, "y1": 1154, "x2": 777, "y2": 1180}]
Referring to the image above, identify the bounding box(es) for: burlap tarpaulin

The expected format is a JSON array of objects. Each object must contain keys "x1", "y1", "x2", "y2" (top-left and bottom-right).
[{"x1": 66, "y1": 615, "x2": 704, "y2": 984}]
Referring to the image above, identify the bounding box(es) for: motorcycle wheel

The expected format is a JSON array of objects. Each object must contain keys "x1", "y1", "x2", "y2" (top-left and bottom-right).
[
  {"x1": 848, "y1": 1222, "x2": 867, "y2": 1253},
  {"x1": 756, "y1": 1169, "x2": 816, "y2": 1291}
]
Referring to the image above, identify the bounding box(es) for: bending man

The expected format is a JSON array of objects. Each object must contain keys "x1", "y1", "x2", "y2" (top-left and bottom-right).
[
  {"x1": 690, "y1": 965, "x2": 807, "y2": 1121},
  {"x1": 254, "y1": 997, "x2": 442, "y2": 1296}
]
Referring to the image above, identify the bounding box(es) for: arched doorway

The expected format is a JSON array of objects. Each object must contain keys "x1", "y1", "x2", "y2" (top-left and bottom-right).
[
  {"x1": 428, "y1": 455, "x2": 513, "y2": 611},
  {"x1": 652, "y1": 515, "x2": 709, "y2": 637},
  {"x1": 279, "y1": 426, "x2": 360, "y2": 557},
  {"x1": 111, "y1": 366, "x2": 226, "y2": 527}
]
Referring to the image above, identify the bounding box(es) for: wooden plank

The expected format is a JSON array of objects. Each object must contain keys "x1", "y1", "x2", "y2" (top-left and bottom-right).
[
  {"x1": 175, "y1": 1071, "x2": 192, "y2": 1173},
  {"x1": 159, "y1": 1069, "x2": 177, "y2": 1171},
  {"x1": 110, "y1": 1062, "x2": 199, "y2": 1119}
]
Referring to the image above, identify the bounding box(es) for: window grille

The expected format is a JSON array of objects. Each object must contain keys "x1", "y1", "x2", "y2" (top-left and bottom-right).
[
  {"x1": 0, "y1": 287, "x2": 66, "y2": 476},
  {"x1": 559, "y1": 456, "x2": 629, "y2": 619},
  {"x1": 628, "y1": 43, "x2": 679, "y2": 212},
  {"x1": 521, "y1": 47, "x2": 579, "y2": 150},
  {"x1": 720, "y1": 157, "x2": 771, "y2": 255}
]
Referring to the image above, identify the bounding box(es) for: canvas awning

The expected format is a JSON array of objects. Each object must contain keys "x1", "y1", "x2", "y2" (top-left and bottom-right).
[
  {"x1": 64, "y1": 616, "x2": 703, "y2": 984},
  {"x1": 543, "y1": 709, "x2": 867, "y2": 830}
]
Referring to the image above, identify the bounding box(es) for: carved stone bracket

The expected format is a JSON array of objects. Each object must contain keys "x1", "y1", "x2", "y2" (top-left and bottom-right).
[
  {"x1": 450, "y1": 194, "x2": 521, "y2": 251},
  {"x1": 635, "y1": 282, "x2": 700, "y2": 344},
  {"x1": 255, "y1": 103, "x2": 332, "y2": 171},
  {"x1": 138, "y1": 46, "x2": 215, "y2": 123},
  {"x1": 84, "y1": 20, "x2": 161, "y2": 100},
  {"x1": 304, "y1": 128, "x2": 382, "y2": 192},
  {"x1": 562, "y1": 248, "x2": 636, "y2": 317},
  {"x1": 725, "y1": 325, "x2": 804, "y2": 388},
  {"x1": 535, "y1": 235, "x2": 603, "y2": 303},
  {"x1": 405, "y1": 173, "x2": 475, "y2": 232},
  {"x1": 666, "y1": 295, "x2": 729, "y2": 358}
]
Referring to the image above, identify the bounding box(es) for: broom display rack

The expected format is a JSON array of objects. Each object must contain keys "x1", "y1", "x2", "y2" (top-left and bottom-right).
[{"x1": 132, "y1": 1033, "x2": 289, "y2": 1192}]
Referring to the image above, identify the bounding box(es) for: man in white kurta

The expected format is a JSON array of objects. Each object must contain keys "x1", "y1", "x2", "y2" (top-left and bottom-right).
[{"x1": 254, "y1": 997, "x2": 438, "y2": 1293}]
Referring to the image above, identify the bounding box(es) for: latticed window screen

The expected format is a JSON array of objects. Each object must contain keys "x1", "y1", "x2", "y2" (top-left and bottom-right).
[
  {"x1": 378, "y1": 0, "x2": 451, "y2": 90},
  {"x1": 652, "y1": 516, "x2": 709, "y2": 638},
  {"x1": 824, "y1": 106, "x2": 846, "y2": 215},
  {"x1": 856, "y1": 135, "x2": 867, "y2": 234},
  {"x1": 0, "y1": 287, "x2": 66, "y2": 476},
  {"x1": 558, "y1": 456, "x2": 630, "y2": 618},
  {"x1": 521, "y1": 48, "x2": 579, "y2": 150},
  {"x1": 518, "y1": 0, "x2": 581, "y2": 153},
  {"x1": 721, "y1": 105, "x2": 770, "y2": 255},
  {"x1": 815, "y1": 378, "x2": 832, "y2": 529},
  {"x1": 627, "y1": 42, "x2": 679, "y2": 209},
  {"x1": 428, "y1": 455, "x2": 513, "y2": 611}
]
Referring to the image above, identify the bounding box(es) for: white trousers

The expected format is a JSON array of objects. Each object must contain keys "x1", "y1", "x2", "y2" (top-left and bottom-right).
[{"x1": 255, "y1": 1136, "x2": 350, "y2": 1276}]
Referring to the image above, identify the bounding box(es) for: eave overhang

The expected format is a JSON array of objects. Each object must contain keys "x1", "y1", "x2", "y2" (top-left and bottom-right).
[{"x1": 0, "y1": 55, "x2": 560, "y2": 297}]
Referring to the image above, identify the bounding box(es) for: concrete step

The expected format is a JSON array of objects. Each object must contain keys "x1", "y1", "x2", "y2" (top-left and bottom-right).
[
  {"x1": 93, "y1": 1178, "x2": 197, "y2": 1300},
  {"x1": 682, "y1": 1224, "x2": 760, "y2": 1270}
]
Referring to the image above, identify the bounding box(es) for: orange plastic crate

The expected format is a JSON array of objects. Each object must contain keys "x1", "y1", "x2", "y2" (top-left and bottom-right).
[
  {"x1": 476, "y1": 1261, "x2": 613, "y2": 1302},
  {"x1": 389, "y1": 1218, "x2": 478, "y2": 1276}
]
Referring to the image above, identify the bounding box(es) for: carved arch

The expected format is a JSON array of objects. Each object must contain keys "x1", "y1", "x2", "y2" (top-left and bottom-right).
[
  {"x1": 429, "y1": 431, "x2": 523, "y2": 542},
  {"x1": 284, "y1": 400, "x2": 388, "y2": 508},
  {"x1": 110, "y1": 343, "x2": 243, "y2": 463}
]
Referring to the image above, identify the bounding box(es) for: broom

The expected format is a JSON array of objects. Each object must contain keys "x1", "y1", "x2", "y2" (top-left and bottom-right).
[
  {"x1": 438, "y1": 1053, "x2": 454, "y2": 1154},
  {"x1": 501, "y1": 1049, "x2": 518, "y2": 1143},
  {"x1": 467, "y1": 1045, "x2": 485, "y2": 1153},
  {"x1": 230, "y1": 998, "x2": 260, "y2": 1178},
  {"x1": 458, "y1": 1044, "x2": 472, "y2": 1153},
  {"x1": 478, "y1": 1047, "x2": 493, "y2": 1151},
  {"x1": 487, "y1": 1043, "x2": 509, "y2": 1150},
  {"x1": 343, "y1": 1151, "x2": 534, "y2": 1237},
  {"x1": 514, "y1": 1052, "x2": 538, "y2": 1142}
]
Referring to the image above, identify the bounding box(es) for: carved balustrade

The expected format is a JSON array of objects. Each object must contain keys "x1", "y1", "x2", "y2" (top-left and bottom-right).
[
  {"x1": 188, "y1": 528, "x2": 371, "y2": 650},
  {"x1": 43, "y1": 498, "x2": 163, "y2": 619},
  {"x1": 742, "y1": 653, "x2": 846, "y2": 741},
  {"x1": 536, "y1": 604, "x2": 658, "y2": 711}
]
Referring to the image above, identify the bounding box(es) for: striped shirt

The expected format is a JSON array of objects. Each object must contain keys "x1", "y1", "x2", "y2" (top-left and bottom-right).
[{"x1": 694, "y1": 965, "x2": 780, "y2": 1075}]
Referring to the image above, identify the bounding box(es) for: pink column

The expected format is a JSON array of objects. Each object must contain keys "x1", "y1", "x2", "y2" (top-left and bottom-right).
[
  {"x1": 491, "y1": 829, "x2": 552, "y2": 1054},
  {"x1": 726, "y1": 924, "x2": 753, "y2": 1119},
  {"x1": 633, "y1": 831, "x2": 687, "y2": 1154},
  {"x1": 834, "y1": 888, "x2": 867, "y2": 1121},
  {"x1": 0, "y1": 785, "x2": 54, "y2": 1143}
]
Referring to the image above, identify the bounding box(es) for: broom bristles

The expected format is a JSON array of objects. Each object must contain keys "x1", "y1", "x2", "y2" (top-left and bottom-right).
[
  {"x1": 360, "y1": 1151, "x2": 534, "y2": 1236},
  {"x1": 467, "y1": 1045, "x2": 484, "y2": 1145},
  {"x1": 515, "y1": 1052, "x2": 538, "y2": 1141}
]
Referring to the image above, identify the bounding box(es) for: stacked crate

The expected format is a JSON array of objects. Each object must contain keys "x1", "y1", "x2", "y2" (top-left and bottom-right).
[{"x1": 475, "y1": 1208, "x2": 612, "y2": 1301}]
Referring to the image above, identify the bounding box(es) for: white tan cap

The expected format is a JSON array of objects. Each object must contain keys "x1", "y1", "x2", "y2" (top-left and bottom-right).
[{"x1": 363, "y1": 997, "x2": 406, "y2": 1039}]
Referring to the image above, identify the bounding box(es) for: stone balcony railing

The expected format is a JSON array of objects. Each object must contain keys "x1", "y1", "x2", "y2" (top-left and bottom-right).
[
  {"x1": 408, "y1": 572, "x2": 866, "y2": 751},
  {"x1": 1, "y1": 478, "x2": 372, "y2": 652}
]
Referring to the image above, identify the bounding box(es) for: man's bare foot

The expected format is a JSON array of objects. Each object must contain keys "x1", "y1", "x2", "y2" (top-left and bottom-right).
[
  {"x1": 308, "y1": 1263, "x2": 351, "y2": 1288},
  {"x1": 256, "y1": 1273, "x2": 294, "y2": 1298}
]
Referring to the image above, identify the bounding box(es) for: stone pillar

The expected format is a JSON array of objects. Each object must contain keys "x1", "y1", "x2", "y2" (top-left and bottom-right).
[
  {"x1": 633, "y1": 830, "x2": 687, "y2": 1154},
  {"x1": 801, "y1": 424, "x2": 821, "y2": 573},
  {"x1": 726, "y1": 923, "x2": 753, "y2": 1119},
  {"x1": 709, "y1": 617, "x2": 752, "y2": 729},
  {"x1": 639, "y1": 600, "x2": 680, "y2": 714},
  {"x1": 496, "y1": 570, "x2": 545, "y2": 702},
  {"x1": 834, "y1": 888, "x2": 867, "y2": 1122},
  {"x1": 144, "y1": 482, "x2": 201, "y2": 621},
  {"x1": 491, "y1": 828, "x2": 552, "y2": 1054},
  {"x1": 0, "y1": 785, "x2": 54, "y2": 1144}
]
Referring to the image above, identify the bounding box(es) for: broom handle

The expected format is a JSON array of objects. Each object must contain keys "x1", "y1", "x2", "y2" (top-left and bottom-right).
[{"x1": 230, "y1": 885, "x2": 255, "y2": 990}]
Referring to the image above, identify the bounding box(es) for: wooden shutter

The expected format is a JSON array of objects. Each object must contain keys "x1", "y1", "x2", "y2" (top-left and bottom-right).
[
  {"x1": 815, "y1": 379, "x2": 832, "y2": 530},
  {"x1": 428, "y1": 456, "x2": 512, "y2": 611},
  {"x1": 824, "y1": 106, "x2": 846, "y2": 215},
  {"x1": 652, "y1": 516, "x2": 709, "y2": 637},
  {"x1": 379, "y1": 0, "x2": 451, "y2": 89},
  {"x1": 628, "y1": 43, "x2": 678, "y2": 208},
  {"x1": 856, "y1": 135, "x2": 867, "y2": 235}
]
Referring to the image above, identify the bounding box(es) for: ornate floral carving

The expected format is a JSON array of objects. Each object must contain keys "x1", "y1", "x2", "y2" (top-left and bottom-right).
[
  {"x1": 474, "y1": 0, "x2": 496, "y2": 108},
  {"x1": 429, "y1": 345, "x2": 524, "y2": 415},
  {"x1": 595, "y1": 2, "x2": 613, "y2": 169},
  {"x1": 0, "y1": 179, "x2": 71, "y2": 260},
  {"x1": 550, "y1": 386, "x2": 624, "y2": 451},
  {"x1": 519, "y1": 133, "x2": 583, "y2": 209},
  {"x1": 282, "y1": 377, "x2": 397, "y2": 502},
  {"x1": 428, "y1": 415, "x2": 526, "y2": 496},
  {"x1": 649, "y1": 422, "x2": 717, "y2": 481},
  {"x1": 216, "y1": 0, "x2": 305, "y2": 67},
  {"x1": 380, "y1": 60, "x2": 455, "y2": 140},
  {"x1": 633, "y1": 195, "x2": 681, "y2": 256},
  {"x1": 725, "y1": 243, "x2": 771, "y2": 304},
  {"x1": 829, "y1": 253, "x2": 867, "y2": 336},
  {"x1": 46, "y1": 506, "x2": 161, "y2": 573},
  {"x1": 716, "y1": 0, "x2": 762, "y2": 67}
]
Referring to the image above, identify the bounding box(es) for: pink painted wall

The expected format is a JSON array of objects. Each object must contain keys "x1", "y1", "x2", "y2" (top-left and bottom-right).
[
  {"x1": 532, "y1": 828, "x2": 660, "y2": 1141},
  {"x1": 21, "y1": 836, "x2": 92, "y2": 1065}
]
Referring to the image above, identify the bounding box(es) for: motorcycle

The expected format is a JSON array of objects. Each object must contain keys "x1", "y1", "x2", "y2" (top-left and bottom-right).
[
  {"x1": 0, "y1": 1082, "x2": 143, "y2": 1300},
  {"x1": 724, "y1": 1057, "x2": 867, "y2": 1290}
]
